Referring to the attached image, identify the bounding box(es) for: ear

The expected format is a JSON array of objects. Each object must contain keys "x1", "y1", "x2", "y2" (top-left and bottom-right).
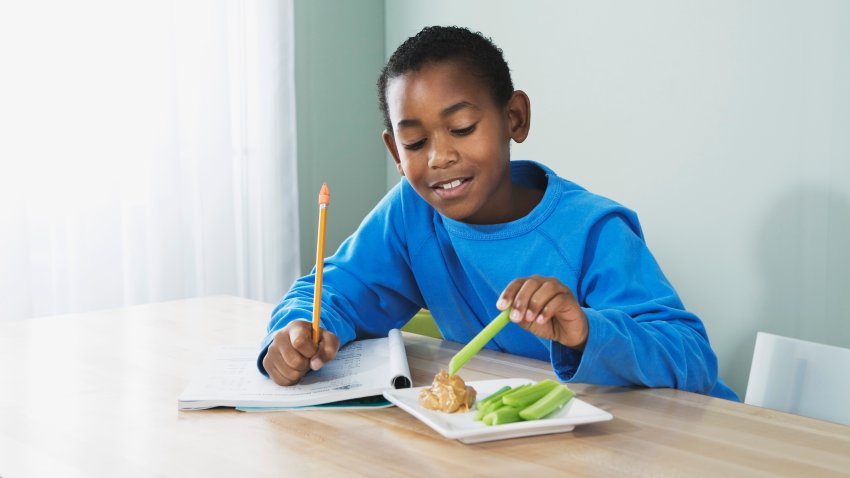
[
  {"x1": 505, "y1": 90, "x2": 531, "y2": 143},
  {"x1": 382, "y1": 130, "x2": 405, "y2": 176}
]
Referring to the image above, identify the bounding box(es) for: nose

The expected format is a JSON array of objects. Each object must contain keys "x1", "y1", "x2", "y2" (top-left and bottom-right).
[{"x1": 427, "y1": 132, "x2": 459, "y2": 169}]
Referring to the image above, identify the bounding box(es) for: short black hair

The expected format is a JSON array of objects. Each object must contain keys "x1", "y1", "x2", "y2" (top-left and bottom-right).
[{"x1": 377, "y1": 26, "x2": 514, "y2": 134}]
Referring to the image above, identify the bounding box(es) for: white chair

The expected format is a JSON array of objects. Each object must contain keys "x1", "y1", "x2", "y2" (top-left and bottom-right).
[{"x1": 745, "y1": 331, "x2": 850, "y2": 426}]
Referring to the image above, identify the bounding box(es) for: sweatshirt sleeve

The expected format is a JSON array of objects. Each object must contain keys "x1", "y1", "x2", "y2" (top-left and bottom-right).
[
  {"x1": 550, "y1": 211, "x2": 722, "y2": 395},
  {"x1": 256, "y1": 186, "x2": 425, "y2": 376}
]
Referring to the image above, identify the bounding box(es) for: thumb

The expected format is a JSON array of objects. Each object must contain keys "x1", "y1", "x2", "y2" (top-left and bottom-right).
[{"x1": 311, "y1": 330, "x2": 339, "y2": 370}]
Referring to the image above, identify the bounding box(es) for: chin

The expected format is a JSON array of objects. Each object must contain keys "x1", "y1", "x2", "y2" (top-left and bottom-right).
[
  {"x1": 422, "y1": 192, "x2": 479, "y2": 222},
  {"x1": 440, "y1": 207, "x2": 478, "y2": 223}
]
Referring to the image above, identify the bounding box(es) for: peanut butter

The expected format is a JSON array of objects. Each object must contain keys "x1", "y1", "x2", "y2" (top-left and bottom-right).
[{"x1": 418, "y1": 370, "x2": 477, "y2": 413}]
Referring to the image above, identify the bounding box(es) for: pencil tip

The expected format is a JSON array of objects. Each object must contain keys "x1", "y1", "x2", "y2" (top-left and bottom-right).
[{"x1": 318, "y1": 183, "x2": 330, "y2": 205}]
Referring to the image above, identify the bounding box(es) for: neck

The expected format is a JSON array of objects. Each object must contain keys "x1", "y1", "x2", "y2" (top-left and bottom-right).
[{"x1": 508, "y1": 182, "x2": 544, "y2": 221}]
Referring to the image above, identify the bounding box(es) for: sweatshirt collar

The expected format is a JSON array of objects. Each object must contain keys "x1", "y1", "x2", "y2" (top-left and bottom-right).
[{"x1": 440, "y1": 160, "x2": 560, "y2": 240}]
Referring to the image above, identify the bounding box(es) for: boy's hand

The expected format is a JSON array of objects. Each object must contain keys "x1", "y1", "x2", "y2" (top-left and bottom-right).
[
  {"x1": 497, "y1": 275, "x2": 589, "y2": 351},
  {"x1": 262, "y1": 320, "x2": 339, "y2": 386}
]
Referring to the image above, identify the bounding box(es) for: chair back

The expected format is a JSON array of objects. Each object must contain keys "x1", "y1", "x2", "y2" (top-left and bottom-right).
[{"x1": 745, "y1": 331, "x2": 850, "y2": 426}]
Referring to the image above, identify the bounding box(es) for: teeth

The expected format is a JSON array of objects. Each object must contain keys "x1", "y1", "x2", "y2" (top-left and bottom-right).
[{"x1": 440, "y1": 179, "x2": 463, "y2": 190}]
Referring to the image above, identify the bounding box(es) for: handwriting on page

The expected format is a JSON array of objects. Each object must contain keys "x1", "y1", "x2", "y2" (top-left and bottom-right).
[
  {"x1": 178, "y1": 330, "x2": 410, "y2": 409},
  {"x1": 192, "y1": 340, "x2": 387, "y2": 400}
]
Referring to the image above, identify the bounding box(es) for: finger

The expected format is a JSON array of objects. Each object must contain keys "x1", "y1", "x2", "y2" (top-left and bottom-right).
[
  {"x1": 289, "y1": 321, "x2": 319, "y2": 358},
  {"x1": 311, "y1": 330, "x2": 340, "y2": 370},
  {"x1": 497, "y1": 278, "x2": 526, "y2": 311},
  {"x1": 265, "y1": 346, "x2": 301, "y2": 386},
  {"x1": 263, "y1": 333, "x2": 290, "y2": 384},
  {"x1": 277, "y1": 362, "x2": 307, "y2": 385},
  {"x1": 543, "y1": 286, "x2": 582, "y2": 324},
  {"x1": 542, "y1": 292, "x2": 589, "y2": 349},
  {"x1": 318, "y1": 330, "x2": 340, "y2": 361},
  {"x1": 533, "y1": 291, "x2": 570, "y2": 325},
  {"x1": 281, "y1": 341, "x2": 310, "y2": 372},
  {"x1": 524, "y1": 279, "x2": 563, "y2": 321},
  {"x1": 512, "y1": 275, "x2": 545, "y2": 323},
  {"x1": 262, "y1": 351, "x2": 285, "y2": 384}
]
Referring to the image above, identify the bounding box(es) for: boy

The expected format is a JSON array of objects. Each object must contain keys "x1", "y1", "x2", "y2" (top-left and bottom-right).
[{"x1": 258, "y1": 26, "x2": 738, "y2": 400}]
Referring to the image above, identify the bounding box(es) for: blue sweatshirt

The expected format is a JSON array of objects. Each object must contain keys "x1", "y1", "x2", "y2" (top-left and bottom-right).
[{"x1": 259, "y1": 160, "x2": 739, "y2": 400}]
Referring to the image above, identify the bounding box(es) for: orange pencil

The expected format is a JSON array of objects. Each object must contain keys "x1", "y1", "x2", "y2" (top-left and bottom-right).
[{"x1": 313, "y1": 183, "x2": 330, "y2": 345}]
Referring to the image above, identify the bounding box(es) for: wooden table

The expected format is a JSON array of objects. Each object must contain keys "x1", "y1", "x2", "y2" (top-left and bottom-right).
[{"x1": 1, "y1": 296, "x2": 849, "y2": 477}]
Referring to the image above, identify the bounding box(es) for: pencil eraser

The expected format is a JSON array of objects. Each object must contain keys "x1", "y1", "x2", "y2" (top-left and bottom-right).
[{"x1": 318, "y1": 183, "x2": 330, "y2": 205}]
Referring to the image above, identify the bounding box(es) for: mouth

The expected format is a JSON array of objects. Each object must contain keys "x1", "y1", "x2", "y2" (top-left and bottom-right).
[
  {"x1": 431, "y1": 177, "x2": 470, "y2": 190},
  {"x1": 430, "y1": 176, "x2": 472, "y2": 199}
]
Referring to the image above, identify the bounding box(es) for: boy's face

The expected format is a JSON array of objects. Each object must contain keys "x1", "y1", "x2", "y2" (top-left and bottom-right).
[{"x1": 382, "y1": 60, "x2": 529, "y2": 224}]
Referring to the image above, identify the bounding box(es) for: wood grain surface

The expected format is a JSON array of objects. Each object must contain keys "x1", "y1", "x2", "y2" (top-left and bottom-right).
[{"x1": 1, "y1": 296, "x2": 848, "y2": 477}]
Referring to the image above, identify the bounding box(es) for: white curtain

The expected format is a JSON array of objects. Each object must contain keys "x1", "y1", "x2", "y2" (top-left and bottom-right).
[{"x1": 0, "y1": 0, "x2": 299, "y2": 320}]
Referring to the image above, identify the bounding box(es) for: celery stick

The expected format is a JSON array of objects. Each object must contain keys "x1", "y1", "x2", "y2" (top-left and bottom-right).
[
  {"x1": 488, "y1": 383, "x2": 530, "y2": 403},
  {"x1": 484, "y1": 406, "x2": 522, "y2": 426},
  {"x1": 519, "y1": 384, "x2": 574, "y2": 421},
  {"x1": 476, "y1": 385, "x2": 512, "y2": 408},
  {"x1": 448, "y1": 308, "x2": 512, "y2": 375},
  {"x1": 475, "y1": 393, "x2": 520, "y2": 421},
  {"x1": 477, "y1": 384, "x2": 528, "y2": 411},
  {"x1": 482, "y1": 412, "x2": 496, "y2": 426},
  {"x1": 474, "y1": 385, "x2": 525, "y2": 421},
  {"x1": 474, "y1": 400, "x2": 501, "y2": 421},
  {"x1": 501, "y1": 379, "x2": 559, "y2": 408},
  {"x1": 499, "y1": 381, "x2": 552, "y2": 403}
]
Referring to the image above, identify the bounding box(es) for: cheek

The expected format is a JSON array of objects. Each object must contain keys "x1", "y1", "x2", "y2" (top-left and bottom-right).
[
  {"x1": 460, "y1": 143, "x2": 498, "y2": 169},
  {"x1": 411, "y1": 182, "x2": 436, "y2": 204},
  {"x1": 467, "y1": 127, "x2": 502, "y2": 156},
  {"x1": 399, "y1": 158, "x2": 429, "y2": 185}
]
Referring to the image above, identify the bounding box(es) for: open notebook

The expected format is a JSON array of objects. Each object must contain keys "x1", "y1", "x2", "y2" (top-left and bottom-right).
[{"x1": 178, "y1": 328, "x2": 412, "y2": 411}]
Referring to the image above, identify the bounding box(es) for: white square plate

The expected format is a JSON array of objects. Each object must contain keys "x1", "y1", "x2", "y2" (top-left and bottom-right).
[{"x1": 383, "y1": 378, "x2": 613, "y2": 444}]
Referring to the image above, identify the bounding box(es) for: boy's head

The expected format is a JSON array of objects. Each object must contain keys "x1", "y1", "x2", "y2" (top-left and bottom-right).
[
  {"x1": 378, "y1": 26, "x2": 532, "y2": 225},
  {"x1": 378, "y1": 26, "x2": 514, "y2": 135}
]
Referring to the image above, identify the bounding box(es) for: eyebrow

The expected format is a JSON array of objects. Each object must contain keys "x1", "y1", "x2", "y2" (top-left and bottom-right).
[{"x1": 396, "y1": 101, "x2": 477, "y2": 129}]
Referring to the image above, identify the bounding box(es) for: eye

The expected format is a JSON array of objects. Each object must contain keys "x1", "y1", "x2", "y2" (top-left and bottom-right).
[
  {"x1": 403, "y1": 139, "x2": 426, "y2": 151},
  {"x1": 452, "y1": 124, "x2": 477, "y2": 136}
]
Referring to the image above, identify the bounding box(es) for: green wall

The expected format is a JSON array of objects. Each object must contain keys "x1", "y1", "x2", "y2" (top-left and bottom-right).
[
  {"x1": 294, "y1": 0, "x2": 387, "y2": 275},
  {"x1": 385, "y1": 0, "x2": 850, "y2": 398},
  {"x1": 294, "y1": 1, "x2": 850, "y2": 399}
]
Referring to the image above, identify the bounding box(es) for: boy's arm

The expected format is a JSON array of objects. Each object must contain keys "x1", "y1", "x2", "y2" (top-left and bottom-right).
[
  {"x1": 550, "y1": 212, "x2": 723, "y2": 395},
  {"x1": 257, "y1": 187, "x2": 425, "y2": 376}
]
